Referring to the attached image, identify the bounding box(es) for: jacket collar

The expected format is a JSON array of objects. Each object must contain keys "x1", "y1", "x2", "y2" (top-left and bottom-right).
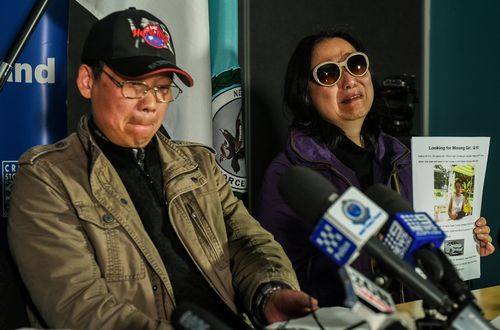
[
  {"x1": 286, "y1": 127, "x2": 411, "y2": 173},
  {"x1": 77, "y1": 114, "x2": 200, "y2": 180}
]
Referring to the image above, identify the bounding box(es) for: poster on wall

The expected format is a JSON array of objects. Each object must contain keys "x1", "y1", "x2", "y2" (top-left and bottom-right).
[{"x1": 0, "y1": 0, "x2": 68, "y2": 247}]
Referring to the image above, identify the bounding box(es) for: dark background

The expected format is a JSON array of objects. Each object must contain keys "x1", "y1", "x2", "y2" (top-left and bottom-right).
[
  {"x1": 239, "y1": 0, "x2": 423, "y2": 212},
  {"x1": 239, "y1": 0, "x2": 500, "y2": 290},
  {"x1": 428, "y1": 1, "x2": 500, "y2": 290}
]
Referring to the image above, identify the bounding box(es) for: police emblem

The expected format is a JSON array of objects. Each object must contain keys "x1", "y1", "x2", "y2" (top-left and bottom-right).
[{"x1": 342, "y1": 199, "x2": 370, "y2": 224}]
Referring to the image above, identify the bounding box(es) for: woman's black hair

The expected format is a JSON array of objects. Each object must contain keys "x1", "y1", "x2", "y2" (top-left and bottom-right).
[{"x1": 283, "y1": 29, "x2": 384, "y2": 149}]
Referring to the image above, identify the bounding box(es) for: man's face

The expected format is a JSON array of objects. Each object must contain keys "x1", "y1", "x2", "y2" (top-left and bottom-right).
[{"x1": 77, "y1": 64, "x2": 172, "y2": 148}]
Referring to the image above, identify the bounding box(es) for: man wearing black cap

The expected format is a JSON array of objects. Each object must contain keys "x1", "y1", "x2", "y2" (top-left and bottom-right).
[{"x1": 7, "y1": 8, "x2": 317, "y2": 330}]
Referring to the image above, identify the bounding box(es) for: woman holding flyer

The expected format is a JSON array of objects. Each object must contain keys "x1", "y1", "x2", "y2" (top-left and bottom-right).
[{"x1": 256, "y1": 29, "x2": 495, "y2": 307}]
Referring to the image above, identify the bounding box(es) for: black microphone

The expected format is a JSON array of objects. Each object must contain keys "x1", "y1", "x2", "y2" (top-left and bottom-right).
[
  {"x1": 364, "y1": 184, "x2": 496, "y2": 330},
  {"x1": 278, "y1": 166, "x2": 455, "y2": 315},
  {"x1": 340, "y1": 265, "x2": 414, "y2": 330},
  {"x1": 363, "y1": 184, "x2": 474, "y2": 305},
  {"x1": 171, "y1": 303, "x2": 233, "y2": 330},
  {"x1": 0, "y1": 0, "x2": 49, "y2": 91}
]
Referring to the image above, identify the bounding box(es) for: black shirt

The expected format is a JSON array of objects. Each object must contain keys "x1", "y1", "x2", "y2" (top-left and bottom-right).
[
  {"x1": 331, "y1": 135, "x2": 374, "y2": 190},
  {"x1": 89, "y1": 122, "x2": 247, "y2": 328}
]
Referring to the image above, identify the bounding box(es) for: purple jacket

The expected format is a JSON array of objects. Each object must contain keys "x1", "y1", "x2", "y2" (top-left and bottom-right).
[{"x1": 256, "y1": 128, "x2": 412, "y2": 306}]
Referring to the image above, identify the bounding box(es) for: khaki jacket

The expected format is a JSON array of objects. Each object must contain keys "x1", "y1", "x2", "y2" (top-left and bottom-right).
[{"x1": 8, "y1": 115, "x2": 299, "y2": 329}]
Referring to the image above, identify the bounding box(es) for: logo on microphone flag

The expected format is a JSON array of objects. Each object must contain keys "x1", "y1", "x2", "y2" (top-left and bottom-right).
[
  {"x1": 309, "y1": 187, "x2": 388, "y2": 266},
  {"x1": 342, "y1": 199, "x2": 370, "y2": 224},
  {"x1": 310, "y1": 218, "x2": 358, "y2": 266},
  {"x1": 328, "y1": 187, "x2": 388, "y2": 242},
  {"x1": 383, "y1": 212, "x2": 446, "y2": 265},
  {"x1": 342, "y1": 265, "x2": 396, "y2": 313}
]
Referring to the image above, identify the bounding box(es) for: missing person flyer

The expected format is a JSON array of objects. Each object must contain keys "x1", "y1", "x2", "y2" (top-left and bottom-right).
[{"x1": 411, "y1": 136, "x2": 490, "y2": 280}]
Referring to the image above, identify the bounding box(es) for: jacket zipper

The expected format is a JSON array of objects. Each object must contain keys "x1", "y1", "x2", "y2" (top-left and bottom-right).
[
  {"x1": 185, "y1": 203, "x2": 223, "y2": 267},
  {"x1": 183, "y1": 202, "x2": 237, "y2": 311},
  {"x1": 165, "y1": 178, "x2": 236, "y2": 311}
]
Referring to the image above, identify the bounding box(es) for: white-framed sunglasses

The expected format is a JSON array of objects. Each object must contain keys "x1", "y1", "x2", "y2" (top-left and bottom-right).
[{"x1": 311, "y1": 52, "x2": 370, "y2": 87}]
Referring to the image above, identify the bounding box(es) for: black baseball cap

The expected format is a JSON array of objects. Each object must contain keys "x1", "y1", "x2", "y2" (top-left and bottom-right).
[{"x1": 81, "y1": 7, "x2": 193, "y2": 87}]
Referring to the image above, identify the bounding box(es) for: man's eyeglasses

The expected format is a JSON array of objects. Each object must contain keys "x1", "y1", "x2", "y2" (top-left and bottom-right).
[
  {"x1": 311, "y1": 52, "x2": 370, "y2": 87},
  {"x1": 102, "y1": 70, "x2": 182, "y2": 103}
]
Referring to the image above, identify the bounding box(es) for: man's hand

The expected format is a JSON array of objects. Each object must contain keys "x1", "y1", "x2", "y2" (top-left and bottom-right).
[
  {"x1": 474, "y1": 217, "x2": 495, "y2": 256},
  {"x1": 263, "y1": 289, "x2": 318, "y2": 324}
]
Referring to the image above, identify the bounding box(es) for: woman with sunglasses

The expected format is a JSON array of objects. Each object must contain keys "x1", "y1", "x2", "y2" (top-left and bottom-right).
[{"x1": 256, "y1": 30, "x2": 495, "y2": 307}]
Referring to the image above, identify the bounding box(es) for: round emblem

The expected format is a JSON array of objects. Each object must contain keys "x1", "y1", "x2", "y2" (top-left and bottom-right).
[
  {"x1": 342, "y1": 199, "x2": 369, "y2": 224},
  {"x1": 213, "y1": 87, "x2": 246, "y2": 193},
  {"x1": 142, "y1": 24, "x2": 167, "y2": 49}
]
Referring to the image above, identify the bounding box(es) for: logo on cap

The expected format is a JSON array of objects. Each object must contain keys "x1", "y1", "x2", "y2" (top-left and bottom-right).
[
  {"x1": 142, "y1": 24, "x2": 168, "y2": 48},
  {"x1": 129, "y1": 18, "x2": 173, "y2": 52}
]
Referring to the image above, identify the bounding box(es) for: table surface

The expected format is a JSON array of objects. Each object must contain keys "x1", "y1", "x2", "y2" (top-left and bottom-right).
[{"x1": 396, "y1": 285, "x2": 500, "y2": 321}]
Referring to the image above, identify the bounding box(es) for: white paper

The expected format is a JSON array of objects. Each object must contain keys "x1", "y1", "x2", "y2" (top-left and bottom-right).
[
  {"x1": 411, "y1": 137, "x2": 490, "y2": 280},
  {"x1": 266, "y1": 306, "x2": 369, "y2": 329}
]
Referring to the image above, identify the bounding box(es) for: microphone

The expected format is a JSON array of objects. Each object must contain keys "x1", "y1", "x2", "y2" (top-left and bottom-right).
[
  {"x1": 0, "y1": 0, "x2": 49, "y2": 91},
  {"x1": 363, "y1": 184, "x2": 446, "y2": 266},
  {"x1": 171, "y1": 303, "x2": 233, "y2": 330},
  {"x1": 278, "y1": 166, "x2": 455, "y2": 315},
  {"x1": 363, "y1": 185, "x2": 473, "y2": 304},
  {"x1": 364, "y1": 185, "x2": 496, "y2": 330},
  {"x1": 279, "y1": 167, "x2": 389, "y2": 267},
  {"x1": 340, "y1": 265, "x2": 414, "y2": 330}
]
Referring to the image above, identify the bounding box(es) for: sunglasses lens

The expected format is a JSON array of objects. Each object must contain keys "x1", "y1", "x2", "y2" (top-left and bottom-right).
[
  {"x1": 347, "y1": 54, "x2": 368, "y2": 76},
  {"x1": 316, "y1": 63, "x2": 340, "y2": 86}
]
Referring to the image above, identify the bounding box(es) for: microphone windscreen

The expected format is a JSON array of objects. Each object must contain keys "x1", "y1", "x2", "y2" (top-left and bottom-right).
[
  {"x1": 364, "y1": 183, "x2": 413, "y2": 215},
  {"x1": 278, "y1": 166, "x2": 338, "y2": 223}
]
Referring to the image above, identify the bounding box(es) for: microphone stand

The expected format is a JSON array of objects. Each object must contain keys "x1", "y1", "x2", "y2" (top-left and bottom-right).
[
  {"x1": 412, "y1": 246, "x2": 494, "y2": 330},
  {"x1": 0, "y1": 0, "x2": 49, "y2": 91},
  {"x1": 415, "y1": 301, "x2": 447, "y2": 330}
]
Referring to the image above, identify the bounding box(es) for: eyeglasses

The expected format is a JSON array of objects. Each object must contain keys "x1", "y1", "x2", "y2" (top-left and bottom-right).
[
  {"x1": 102, "y1": 70, "x2": 182, "y2": 103},
  {"x1": 310, "y1": 52, "x2": 370, "y2": 87}
]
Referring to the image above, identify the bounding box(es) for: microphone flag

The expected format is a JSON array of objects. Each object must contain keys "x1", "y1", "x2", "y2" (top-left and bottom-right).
[
  {"x1": 310, "y1": 186, "x2": 388, "y2": 266},
  {"x1": 383, "y1": 212, "x2": 446, "y2": 265}
]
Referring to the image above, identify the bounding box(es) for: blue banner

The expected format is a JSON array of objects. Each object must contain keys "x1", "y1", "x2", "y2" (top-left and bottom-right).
[{"x1": 0, "y1": 0, "x2": 68, "y2": 247}]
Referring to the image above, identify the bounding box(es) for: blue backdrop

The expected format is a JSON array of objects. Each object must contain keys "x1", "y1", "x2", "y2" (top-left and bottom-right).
[{"x1": 0, "y1": 0, "x2": 68, "y2": 247}]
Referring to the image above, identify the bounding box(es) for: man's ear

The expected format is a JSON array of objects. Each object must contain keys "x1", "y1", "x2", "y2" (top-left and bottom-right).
[{"x1": 76, "y1": 64, "x2": 94, "y2": 99}]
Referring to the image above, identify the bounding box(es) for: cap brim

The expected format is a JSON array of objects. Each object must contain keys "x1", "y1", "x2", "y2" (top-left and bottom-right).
[{"x1": 105, "y1": 57, "x2": 194, "y2": 87}]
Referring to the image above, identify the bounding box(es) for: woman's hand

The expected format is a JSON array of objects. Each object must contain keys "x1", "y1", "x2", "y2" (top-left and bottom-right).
[{"x1": 474, "y1": 217, "x2": 495, "y2": 256}]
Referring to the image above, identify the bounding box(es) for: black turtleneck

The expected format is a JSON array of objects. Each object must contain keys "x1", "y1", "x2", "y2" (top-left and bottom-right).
[{"x1": 331, "y1": 135, "x2": 374, "y2": 190}]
